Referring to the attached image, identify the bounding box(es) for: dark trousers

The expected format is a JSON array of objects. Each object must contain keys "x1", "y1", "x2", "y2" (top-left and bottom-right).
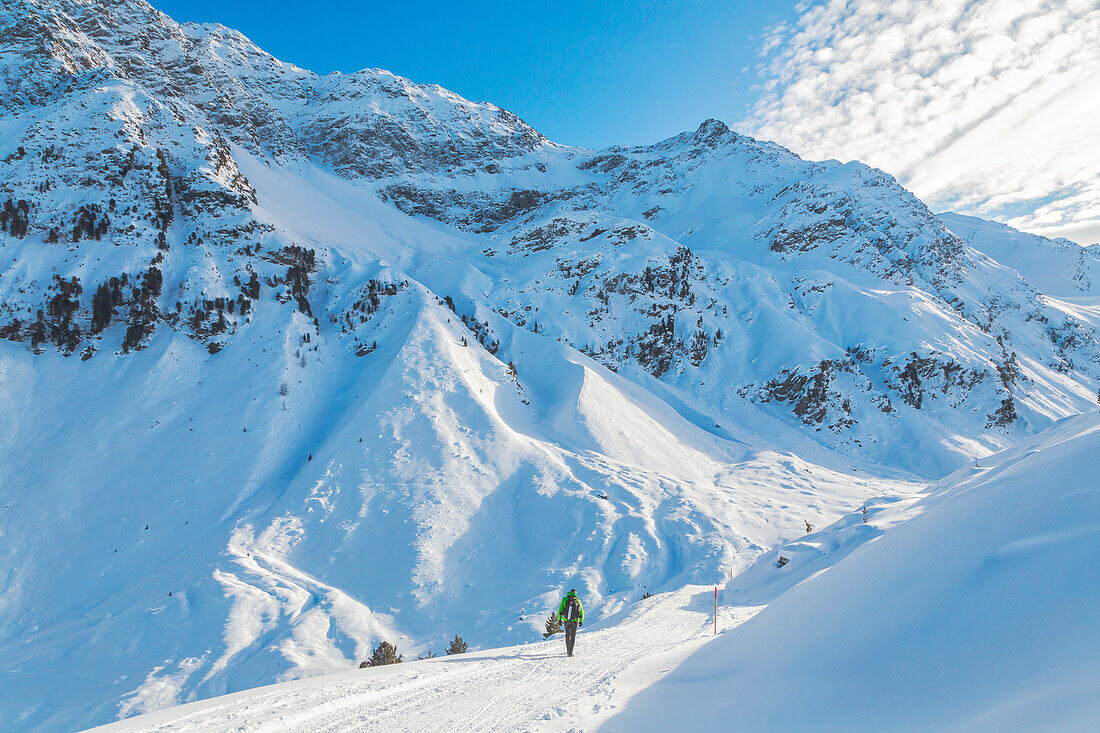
[{"x1": 564, "y1": 619, "x2": 578, "y2": 655}]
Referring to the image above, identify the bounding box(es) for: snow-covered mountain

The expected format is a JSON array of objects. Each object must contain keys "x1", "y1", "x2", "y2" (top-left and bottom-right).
[{"x1": 1, "y1": 0, "x2": 1098, "y2": 730}]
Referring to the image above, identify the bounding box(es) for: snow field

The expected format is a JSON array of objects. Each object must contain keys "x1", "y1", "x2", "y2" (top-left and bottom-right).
[
  {"x1": 88, "y1": 586, "x2": 759, "y2": 733},
  {"x1": 606, "y1": 412, "x2": 1100, "y2": 732},
  {"x1": 0, "y1": 292, "x2": 909, "y2": 730}
]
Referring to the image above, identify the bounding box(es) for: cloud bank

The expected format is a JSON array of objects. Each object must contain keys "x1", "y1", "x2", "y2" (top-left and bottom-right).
[{"x1": 743, "y1": 0, "x2": 1100, "y2": 244}]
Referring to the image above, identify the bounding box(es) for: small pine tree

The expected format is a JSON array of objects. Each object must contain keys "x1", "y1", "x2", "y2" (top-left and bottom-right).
[
  {"x1": 358, "y1": 660, "x2": 369, "y2": 669},
  {"x1": 861, "y1": 505, "x2": 869, "y2": 523},
  {"x1": 543, "y1": 613, "x2": 562, "y2": 638},
  {"x1": 804, "y1": 520, "x2": 814, "y2": 534},
  {"x1": 367, "y1": 640, "x2": 402, "y2": 666},
  {"x1": 446, "y1": 634, "x2": 468, "y2": 655},
  {"x1": 641, "y1": 591, "x2": 653, "y2": 600},
  {"x1": 417, "y1": 650, "x2": 437, "y2": 660}
]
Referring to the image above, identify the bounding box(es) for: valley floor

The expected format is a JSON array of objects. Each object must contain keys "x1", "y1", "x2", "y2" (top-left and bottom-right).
[{"x1": 88, "y1": 587, "x2": 757, "y2": 733}]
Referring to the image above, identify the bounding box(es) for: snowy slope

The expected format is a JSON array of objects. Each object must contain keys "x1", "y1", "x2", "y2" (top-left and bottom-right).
[
  {"x1": 2, "y1": 0, "x2": 1099, "y2": 730},
  {"x1": 940, "y1": 211, "x2": 1100, "y2": 297},
  {"x1": 85, "y1": 586, "x2": 750, "y2": 733},
  {"x1": 0, "y1": 298, "x2": 911, "y2": 731},
  {"x1": 607, "y1": 411, "x2": 1100, "y2": 732},
  {"x1": 85, "y1": 413, "x2": 1100, "y2": 732}
]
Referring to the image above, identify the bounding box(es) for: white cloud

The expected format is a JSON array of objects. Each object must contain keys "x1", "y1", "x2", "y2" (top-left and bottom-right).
[{"x1": 742, "y1": 0, "x2": 1100, "y2": 244}]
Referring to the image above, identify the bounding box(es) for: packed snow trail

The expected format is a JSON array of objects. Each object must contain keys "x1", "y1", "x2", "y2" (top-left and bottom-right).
[{"x1": 88, "y1": 587, "x2": 759, "y2": 732}]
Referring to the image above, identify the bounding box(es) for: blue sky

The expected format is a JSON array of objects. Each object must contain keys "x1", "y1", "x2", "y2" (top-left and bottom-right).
[
  {"x1": 157, "y1": 0, "x2": 801, "y2": 149},
  {"x1": 158, "y1": 0, "x2": 1098, "y2": 243}
]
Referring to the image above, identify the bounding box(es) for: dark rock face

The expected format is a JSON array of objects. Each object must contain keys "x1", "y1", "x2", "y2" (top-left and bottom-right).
[
  {"x1": 379, "y1": 186, "x2": 560, "y2": 233},
  {"x1": 1, "y1": 198, "x2": 31, "y2": 238}
]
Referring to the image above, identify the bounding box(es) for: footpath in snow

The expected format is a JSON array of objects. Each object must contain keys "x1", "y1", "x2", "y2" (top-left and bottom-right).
[{"x1": 88, "y1": 587, "x2": 759, "y2": 733}]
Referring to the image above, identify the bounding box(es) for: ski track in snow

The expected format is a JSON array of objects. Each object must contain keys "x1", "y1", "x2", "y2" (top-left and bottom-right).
[{"x1": 89, "y1": 587, "x2": 757, "y2": 733}]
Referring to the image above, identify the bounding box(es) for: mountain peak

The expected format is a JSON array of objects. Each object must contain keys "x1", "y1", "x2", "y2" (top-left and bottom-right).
[{"x1": 693, "y1": 118, "x2": 731, "y2": 143}]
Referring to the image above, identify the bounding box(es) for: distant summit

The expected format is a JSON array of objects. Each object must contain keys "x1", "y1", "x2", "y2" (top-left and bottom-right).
[{"x1": 693, "y1": 118, "x2": 731, "y2": 143}]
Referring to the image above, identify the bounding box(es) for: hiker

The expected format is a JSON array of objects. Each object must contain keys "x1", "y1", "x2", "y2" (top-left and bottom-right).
[{"x1": 557, "y1": 588, "x2": 584, "y2": 656}]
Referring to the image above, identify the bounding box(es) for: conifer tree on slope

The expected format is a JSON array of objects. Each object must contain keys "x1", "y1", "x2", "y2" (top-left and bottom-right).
[
  {"x1": 366, "y1": 640, "x2": 403, "y2": 666},
  {"x1": 543, "y1": 613, "x2": 562, "y2": 638},
  {"x1": 446, "y1": 635, "x2": 468, "y2": 655}
]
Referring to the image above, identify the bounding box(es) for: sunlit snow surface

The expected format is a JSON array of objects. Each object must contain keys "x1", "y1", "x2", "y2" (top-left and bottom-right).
[
  {"x1": 0, "y1": 300, "x2": 913, "y2": 730},
  {"x1": 88, "y1": 413, "x2": 1100, "y2": 732},
  {"x1": 608, "y1": 412, "x2": 1100, "y2": 732}
]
